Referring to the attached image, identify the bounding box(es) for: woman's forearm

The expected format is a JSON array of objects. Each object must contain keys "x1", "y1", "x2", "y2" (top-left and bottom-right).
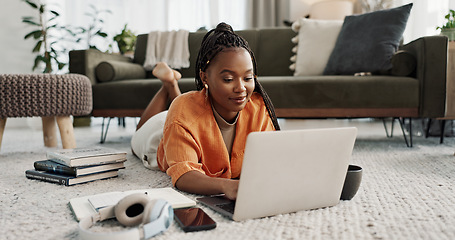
[{"x1": 175, "y1": 170, "x2": 239, "y2": 200}]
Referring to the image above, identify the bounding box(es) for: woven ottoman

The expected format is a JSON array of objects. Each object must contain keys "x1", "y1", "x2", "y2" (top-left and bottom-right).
[{"x1": 0, "y1": 74, "x2": 92, "y2": 149}]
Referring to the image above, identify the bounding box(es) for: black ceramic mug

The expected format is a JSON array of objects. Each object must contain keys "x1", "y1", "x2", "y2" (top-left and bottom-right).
[{"x1": 340, "y1": 165, "x2": 362, "y2": 200}]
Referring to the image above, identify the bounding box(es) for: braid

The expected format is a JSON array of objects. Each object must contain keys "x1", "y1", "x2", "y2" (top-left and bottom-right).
[{"x1": 195, "y1": 22, "x2": 280, "y2": 131}]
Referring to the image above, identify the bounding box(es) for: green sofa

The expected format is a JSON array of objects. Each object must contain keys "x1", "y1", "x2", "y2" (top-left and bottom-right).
[{"x1": 69, "y1": 27, "x2": 448, "y2": 137}]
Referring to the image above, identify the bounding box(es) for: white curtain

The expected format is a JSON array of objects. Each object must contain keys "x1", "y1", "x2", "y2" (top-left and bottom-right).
[{"x1": 246, "y1": 0, "x2": 290, "y2": 28}]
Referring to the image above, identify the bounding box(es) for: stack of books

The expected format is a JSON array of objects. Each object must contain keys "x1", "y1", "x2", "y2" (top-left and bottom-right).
[{"x1": 25, "y1": 147, "x2": 127, "y2": 186}]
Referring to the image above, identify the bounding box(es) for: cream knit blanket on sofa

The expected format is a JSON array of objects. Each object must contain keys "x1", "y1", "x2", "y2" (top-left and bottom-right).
[{"x1": 143, "y1": 30, "x2": 190, "y2": 70}]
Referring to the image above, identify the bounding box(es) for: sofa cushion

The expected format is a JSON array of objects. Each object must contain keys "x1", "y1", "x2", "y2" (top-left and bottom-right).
[
  {"x1": 292, "y1": 18, "x2": 343, "y2": 76},
  {"x1": 253, "y1": 28, "x2": 295, "y2": 77},
  {"x1": 258, "y1": 75, "x2": 419, "y2": 109},
  {"x1": 95, "y1": 60, "x2": 146, "y2": 82},
  {"x1": 323, "y1": 3, "x2": 413, "y2": 75},
  {"x1": 92, "y1": 78, "x2": 197, "y2": 110}
]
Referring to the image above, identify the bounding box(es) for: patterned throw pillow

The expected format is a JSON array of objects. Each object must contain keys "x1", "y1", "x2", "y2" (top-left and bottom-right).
[{"x1": 290, "y1": 18, "x2": 343, "y2": 76}]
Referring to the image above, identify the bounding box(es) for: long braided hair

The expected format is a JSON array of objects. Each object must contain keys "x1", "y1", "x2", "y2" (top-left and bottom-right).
[{"x1": 195, "y1": 22, "x2": 280, "y2": 131}]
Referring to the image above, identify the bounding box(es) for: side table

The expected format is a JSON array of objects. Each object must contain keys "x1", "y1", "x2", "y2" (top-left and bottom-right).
[{"x1": 426, "y1": 41, "x2": 455, "y2": 144}]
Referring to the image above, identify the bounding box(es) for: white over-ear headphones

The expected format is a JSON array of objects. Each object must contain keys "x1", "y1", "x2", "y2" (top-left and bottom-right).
[{"x1": 79, "y1": 193, "x2": 173, "y2": 240}]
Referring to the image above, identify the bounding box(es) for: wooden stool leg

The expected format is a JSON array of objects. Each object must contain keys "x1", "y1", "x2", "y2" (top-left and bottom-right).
[
  {"x1": 56, "y1": 116, "x2": 76, "y2": 149},
  {"x1": 42, "y1": 116, "x2": 58, "y2": 147},
  {"x1": 0, "y1": 118, "x2": 6, "y2": 149}
]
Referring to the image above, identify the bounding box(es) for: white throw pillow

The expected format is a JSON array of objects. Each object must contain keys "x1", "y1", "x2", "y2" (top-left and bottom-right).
[{"x1": 293, "y1": 18, "x2": 343, "y2": 76}]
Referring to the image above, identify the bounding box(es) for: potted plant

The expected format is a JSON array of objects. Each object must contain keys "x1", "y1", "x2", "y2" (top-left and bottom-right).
[
  {"x1": 437, "y1": 9, "x2": 455, "y2": 41},
  {"x1": 113, "y1": 24, "x2": 137, "y2": 55},
  {"x1": 22, "y1": 0, "x2": 72, "y2": 73},
  {"x1": 73, "y1": 4, "x2": 111, "y2": 51}
]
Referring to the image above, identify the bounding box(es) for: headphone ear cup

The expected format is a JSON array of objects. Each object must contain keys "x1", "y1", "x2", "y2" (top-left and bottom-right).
[
  {"x1": 142, "y1": 199, "x2": 171, "y2": 224},
  {"x1": 142, "y1": 199, "x2": 159, "y2": 224},
  {"x1": 114, "y1": 193, "x2": 150, "y2": 227}
]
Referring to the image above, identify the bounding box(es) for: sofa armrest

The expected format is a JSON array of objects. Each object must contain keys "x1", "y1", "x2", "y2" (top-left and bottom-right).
[
  {"x1": 400, "y1": 35, "x2": 448, "y2": 118},
  {"x1": 69, "y1": 49, "x2": 132, "y2": 85}
]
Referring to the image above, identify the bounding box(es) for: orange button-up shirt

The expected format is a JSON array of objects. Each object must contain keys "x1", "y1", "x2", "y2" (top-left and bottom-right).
[{"x1": 157, "y1": 89, "x2": 275, "y2": 185}]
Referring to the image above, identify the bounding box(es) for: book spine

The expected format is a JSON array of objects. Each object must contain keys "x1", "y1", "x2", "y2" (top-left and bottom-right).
[
  {"x1": 25, "y1": 170, "x2": 69, "y2": 186},
  {"x1": 34, "y1": 161, "x2": 77, "y2": 176}
]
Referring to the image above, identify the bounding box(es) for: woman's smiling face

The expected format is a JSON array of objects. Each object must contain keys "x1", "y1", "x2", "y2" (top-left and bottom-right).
[{"x1": 200, "y1": 47, "x2": 255, "y2": 123}]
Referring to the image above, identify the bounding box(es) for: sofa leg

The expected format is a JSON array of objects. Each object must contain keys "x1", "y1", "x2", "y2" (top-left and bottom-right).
[
  {"x1": 440, "y1": 120, "x2": 446, "y2": 144},
  {"x1": 425, "y1": 118, "x2": 447, "y2": 144},
  {"x1": 382, "y1": 117, "x2": 395, "y2": 138},
  {"x1": 398, "y1": 117, "x2": 413, "y2": 147},
  {"x1": 100, "y1": 117, "x2": 112, "y2": 144},
  {"x1": 118, "y1": 117, "x2": 126, "y2": 128},
  {"x1": 425, "y1": 118, "x2": 432, "y2": 138}
]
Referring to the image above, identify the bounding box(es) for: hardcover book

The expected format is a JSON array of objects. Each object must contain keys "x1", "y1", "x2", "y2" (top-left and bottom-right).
[
  {"x1": 25, "y1": 169, "x2": 119, "y2": 186},
  {"x1": 46, "y1": 146, "x2": 127, "y2": 167},
  {"x1": 34, "y1": 160, "x2": 125, "y2": 177}
]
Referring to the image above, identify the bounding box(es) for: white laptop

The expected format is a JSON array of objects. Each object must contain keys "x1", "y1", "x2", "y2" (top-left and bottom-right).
[{"x1": 197, "y1": 127, "x2": 357, "y2": 221}]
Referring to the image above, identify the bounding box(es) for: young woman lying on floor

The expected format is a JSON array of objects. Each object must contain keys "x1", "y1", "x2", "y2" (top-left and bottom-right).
[{"x1": 131, "y1": 22, "x2": 280, "y2": 200}]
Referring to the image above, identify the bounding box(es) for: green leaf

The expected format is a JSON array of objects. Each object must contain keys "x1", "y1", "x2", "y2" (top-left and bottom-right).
[
  {"x1": 84, "y1": 12, "x2": 95, "y2": 18},
  {"x1": 22, "y1": 19, "x2": 41, "y2": 26},
  {"x1": 24, "y1": 30, "x2": 42, "y2": 40},
  {"x1": 48, "y1": 16, "x2": 58, "y2": 22},
  {"x1": 58, "y1": 62, "x2": 66, "y2": 70},
  {"x1": 50, "y1": 47, "x2": 58, "y2": 54},
  {"x1": 50, "y1": 10, "x2": 60, "y2": 16},
  {"x1": 39, "y1": 4, "x2": 45, "y2": 14},
  {"x1": 96, "y1": 31, "x2": 108, "y2": 38},
  {"x1": 46, "y1": 24, "x2": 58, "y2": 30},
  {"x1": 65, "y1": 29, "x2": 77, "y2": 36},
  {"x1": 32, "y1": 41, "x2": 43, "y2": 52},
  {"x1": 32, "y1": 56, "x2": 41, "y2": 71},
  {"x1": 32, "y1": 55, "x2": 47, "y2": 71},
  {"x1": 24, "y1": 0, "x2": 38, "y2": 9}
]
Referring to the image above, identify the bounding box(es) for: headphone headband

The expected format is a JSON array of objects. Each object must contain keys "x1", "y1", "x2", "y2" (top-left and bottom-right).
[{"x1": 78, "y1": 193, "x2": 173, "y2": 240}]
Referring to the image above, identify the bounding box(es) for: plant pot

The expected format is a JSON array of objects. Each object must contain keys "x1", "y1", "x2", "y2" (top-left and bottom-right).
[
  {"x1": 440, "y1": 28, "x2": 455, "y2": 41},
  {"x1": 73, "y1": 116, "x2": 91, "y2": 127}
]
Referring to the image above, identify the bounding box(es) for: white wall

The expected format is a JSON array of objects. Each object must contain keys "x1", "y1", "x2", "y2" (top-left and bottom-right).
[
  {"x1": 0, "y1": 0, "x2": 38, "y2": 128},
  {"x1": 400, "y1": 0, "x2": 449, "y2": 44},
  {"x1": 0, "y1": 0, "x2": 36, "y2": 74}
]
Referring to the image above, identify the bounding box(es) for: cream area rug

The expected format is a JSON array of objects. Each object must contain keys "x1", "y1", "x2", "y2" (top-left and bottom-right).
[{"x1": 1, "y1": 118, "x2": 455, "y2": 240}]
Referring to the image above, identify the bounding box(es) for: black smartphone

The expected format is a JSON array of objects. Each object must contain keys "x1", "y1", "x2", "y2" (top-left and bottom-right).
[{"x1": 173, "y1": 207, "x2": 216, "y2": 232}]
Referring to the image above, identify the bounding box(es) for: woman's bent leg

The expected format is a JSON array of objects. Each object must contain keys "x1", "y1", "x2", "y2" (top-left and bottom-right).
[{"x1": 136, "y1": 62, "x2": 182, "y2": 130}]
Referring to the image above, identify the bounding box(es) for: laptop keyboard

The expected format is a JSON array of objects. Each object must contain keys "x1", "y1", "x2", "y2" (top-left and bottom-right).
[{"x1": 216, "y1": 201, "x2": 236, "y2": 214}]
